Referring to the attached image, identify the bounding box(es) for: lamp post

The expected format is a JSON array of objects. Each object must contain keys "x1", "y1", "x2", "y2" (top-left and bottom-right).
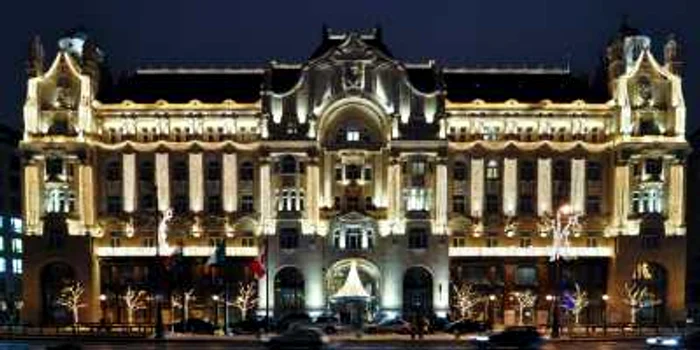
[
  {"x1": 99, "y1": 294, "x2": 107, "y2": 322},
  {"x1": 546, "y1": 294, "x2": 554, "y2": 328},
  {"x1": 487, "y1": 294, "x2": 496, "y2": 325},
  {"x1": 212, "y1": 295, "x2": 220, "y2": 329},
  {"x1": 544, "y1": 203, "x2": 581, "y2": 339},
  {"x1": 602, "y1": 294, "x2": 609, "y2": 335}
]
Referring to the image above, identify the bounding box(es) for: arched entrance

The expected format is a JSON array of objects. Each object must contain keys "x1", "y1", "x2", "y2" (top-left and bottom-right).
[
  {"x1": 326, "y1": 259, "x2": 381, "y2": 324},
  {"x1": 274, "y1": 266, "x2": 305, "y2": 316},
  {"x1": 633, "y1": 261, "x2": 667, "y2": 323},
  {"x1": 403, "y1": 266, "x2": 433, "y2": 318},
  {"x1": 40, "y1": 262, "x2": 76, "y2": 325}
]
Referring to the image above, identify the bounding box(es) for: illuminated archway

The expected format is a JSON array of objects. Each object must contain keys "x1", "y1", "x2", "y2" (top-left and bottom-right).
[
  {"x1": 326, "y1": 258, "x2": 381, "y2": 323},
  {"x1": 403, "y1": 266, "x2": 433, "y2": 317},
  {"x1": 274, "y1": 266, "x2": 305, "y2": 316},
  {"x1": 317, "y1": 98, "x2": 389, "y2": 148}
]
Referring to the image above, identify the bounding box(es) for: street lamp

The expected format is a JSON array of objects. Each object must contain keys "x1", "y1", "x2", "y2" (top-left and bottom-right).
[
  {"x1": 602, "y1": 294, "x2": 609, "y2": 335},
  {"x1": 212, "y1": 295, "x2": 220, "y2": 329},
  {"x1": 487, "y1": 294, "x2": 496, "y2": 325},
  {"x1": 99, "y1": 294, "x2": 107, "y2": 322},
  {"x1": 543, "y1": 203, "x2": 581, "y2": 339}
]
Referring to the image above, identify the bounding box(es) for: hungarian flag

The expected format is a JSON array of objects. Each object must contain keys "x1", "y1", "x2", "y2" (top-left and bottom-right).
[{"x1": 251, "y1": 240, "x2": 267, "y2": 278}]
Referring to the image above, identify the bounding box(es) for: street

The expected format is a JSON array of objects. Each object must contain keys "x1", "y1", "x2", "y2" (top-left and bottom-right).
[{"x1": 0, "y1": 340, "x2": 650, "y2": 350}]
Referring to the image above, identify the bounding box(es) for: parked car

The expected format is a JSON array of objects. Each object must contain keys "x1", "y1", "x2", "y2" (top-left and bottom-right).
[
  {"x1": 230, "y1": 318, "x2": 267, "y2": 334},
  {"x1": 171, "y1": 318, "x2": 217, "y2": 334},
  {"x1": 364, "y1": 318, "x2": 412, "y2": 334},
  {"x1": 277, "y1": 312, "x2": 312, "y2": 332},
  {"x1": 263, "y1": 326, "x2": 330, "y2": 350},
  {"x1": 445, "y1": 319, "x2": 490, "y2": 335},
  {"x1": 473, "y1": 326, "x2": 543, "y2": 349},
  {"x1": 314, "y1": 315, "x2": 340, "y2": 334},
  {"x1": 646, "y1": 331, "x2": 700, "y2": 349}
]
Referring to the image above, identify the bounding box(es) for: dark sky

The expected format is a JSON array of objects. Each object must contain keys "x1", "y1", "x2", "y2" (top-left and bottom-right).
[{"x1": 1, "y1": 0, "x2": 697, "y2": 132}]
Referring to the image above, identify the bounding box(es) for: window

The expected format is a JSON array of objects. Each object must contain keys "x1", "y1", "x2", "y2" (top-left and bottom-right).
[
  {"x1": 139, "y1": 194, "x2": 155, "y2": 211},
  {"x1": 280, "y1": 156, "x2": 297, "y2": 174},
  {"x1": 240, "y1": 237, "x2": 255, "y2": 247},
  {"x1": 453, "y1": 196, "x2": 466, "y2": 213},
  {"x1": 208, "y1": 196, "x2": 221, "y2": 213},
  {"x1": 279, "y1": 228, "x2": 299, "y2": 249},
  {"x1": 411, "y1": 160, "x2": 427, "y2": 176},
  {"x1": 553, "y1": 160, "x2": 570, "y2": 181},
  {"x1": 143, "y1": 237, "x2": 155, "y2": 247},
  {"x1": 518, "y1": 195, "x2": 534, "y2": 215},
  {"x1": 485, "y1": 194, "x2": 499, "y2": 214},
  {"x1": 452, "y1": 237, "x2": 466, "y2": 247},
  {"x1": 207, "y1": 160, "x2": 221, "y2": 181},
  {"x1": 586, "y1": 195, "x2": 601, "y2": 214},
  {"x1": 486, "y1": 160, "x2": 499, "y2": 180},
  {"x1": 519, "y1": 160, "x2": 535, "y2": 181},
  {"x1": 408, "y1": 228, "x2": 428, "y2": 249},
  {"x1": 453, "y1": 161, "x2": 467, "y2": 181},
  {"x1": 484, "y1": 126, "x2": 498, "y2": 141},
  {"x1": 107, "y1": 196, "x2": 122, "y2": 214},
  {"x1": 106, "y1": 161, "x2": 121, "y2": 181},
  {"x1": 346, "y1": 228, "x2": 362, "y2": 250},
  {"x1": 519, "y1": 237, "x2": 532, "y2": 248},
  {"x1": 486, "y1": 237, "x2": 499, "y2": 247},
  {"x1": 0, "y1": 258, "x2": 5, "y2": 273},
  {"x1": 110, "y1": 237, "x2": 121, "y2": 248},
  {"x1": 586, "y1": 237, "x2": 598, "y2": 248},
  {"x1": 335, "y1": 167, "x2": 343, "y2": 181},
  {"x1": 405, "y1": 188, "x2": 430, "y2": 211},
  {"x1": 139, "y1": 161, "x2": 154, "y2": 182},
  {"x1": 645, "y1": 158, "x2": 663, "y2": 180},
  {"x1": 12, "y1": 259, "x2": 22, "y2": 274},
  {"x1": 241, "y1": 195, "x2": 255, "y2": 213},
  {"x1": 240, "y1": 162, "x2": 254, "y2": 181},
  {"x1": 515, "y1": 266, "x2": 537, "y2": 286},
  {"x1": 173, "y1": 160, "x2": 188, "y2": 181},
  {"x1": 346, "y1": 129, "x2": 360, "y2": 142},
  {"x1": 46, "y1": 157, "x2": 64, "y2": 179},
  {"x1": 12, "y1": 239, "x2": 22, "y2": 254},
  {"x1": 10, "y1": 218, "x2": 22, "y2": 233},
  {"x1": 363, "y1": 167, "x2": 372, "y2": 181},
  {"x1": 174, "y1": 195, "x2": 189, "y2": 213},
  {"x1": 632, "y1": 188, "x2": 663, "y2": 214},
  {"x1": 586, "y1": 161, "x2": 602, "y2": 181},
  {"x1": 345, "y1": 165, "x2": 361, "y2": 180}
]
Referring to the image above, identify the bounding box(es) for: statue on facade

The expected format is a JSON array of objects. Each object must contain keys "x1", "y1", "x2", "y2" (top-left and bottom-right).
[{"x1": 157, "y1": 208, "x2": 173, "y2": 255}]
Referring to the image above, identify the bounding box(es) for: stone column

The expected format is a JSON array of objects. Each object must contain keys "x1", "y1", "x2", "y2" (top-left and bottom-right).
[
  {"x1": 23, "y1": 161, "x2": 42, "y2": 235},
  {"x1": 303, "y1": 240, "x2": 325, "y2": 316},
  {"x1": 537, "y1": 158, "x2": 552, "y2": 216},
  {"x1": 78, "y1": 163, "x2": 95, "y2": 232},
  {"x1": 222, "y1": 153, "x2": 238, "y2": 213},
  {"x1": 380, "y1": 240, "x2": 403, "y2": 317},
  {"x1": 122, "y1": 153, "x2": 137, "y2": 213},
  {"x1": 387, "y1": 158, "x2": 403, "y2": 227},
  {"x1": 434, "y1": 159, "x2": 448, "y2": 234},
  {"x1": 502, "y1": 158, "x2": 517, "y2": 216},
  {"x1": 155, "y1": 152, "x2": 170, "y2": 211},
  {"x1": 189, "y1": 153, "x2": 203, "y2": 212},
  {"x1": 373, "y1": 153, "x2": 385, "y2": 207},
  {"x1": 470, "y1": 158, "x2": 484, "y2": 218},
  {"x1": 570, "y1": 158, "x2": 586, "y2": 214},
  {"x1": 323, "y1": 153, "x2": 333, "y2": 208},
  {"x1": 667, "y1": 160, "x2": 685, "y2": 234},
  {"x1": 613, "y1": 164, "x2": 630, "y2": 230},
  {"x1": 260, "y1": 160, "x2": 274, "y2": 234},
  {"x1": 305, "y1": 159, "x2": 320, "y2": 234}
]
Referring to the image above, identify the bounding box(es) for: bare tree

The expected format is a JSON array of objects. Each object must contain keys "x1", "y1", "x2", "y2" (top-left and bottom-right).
[
  {"x1": 229, "y1": 283, "x2": 257, "y2": 321},
  {"x1": 512, "y1": 291, "x2": 537, "y2": 325},
  {"x1": 621, "y1": 282, "x2": 662, "y2": 324},
  {"x1": 172, "y1": 289, "x2": 196, "y2": 325},
  {"x1": 55, "y1": 281, "x2": 86, "y2": 325},
  {"x1": 452, "y1": 283, "x2": 482, "y2": 320},
  {"x1": 570, "y1": 283, "x2": 589, "y2": 324},
  {"x1": 123, "y1": 287, "x2": 148, "y2": 325}
]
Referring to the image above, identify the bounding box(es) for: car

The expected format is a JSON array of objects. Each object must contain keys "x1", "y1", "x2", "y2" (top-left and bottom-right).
[
  {"x1": 364, "y1": 318, "x2": 412, "y2": 334},
  {"x1": 171, "y1": 318, "x2": 217, "y2": 334},
  {"x1": 646, "y1": 331, "x2": 700, "y2": 349},
  {"x1": 277, "y1": 312, "x2": 312, "y2": 332},
  {"x1": 230, "y1": 318, "x2": 267, "y2": 334},
  {"x1": 446, "y1": 319, "x2": 490, "y2": 335},
  {"x1": 263, "y1": 326, "x2": 330, "y2": 350},
  {"x1": 473, "y1": 326, "x2": 543, "y2": 349},
  {"x1": 314, "y1": 315, "x2": 340, "y2": 334}
]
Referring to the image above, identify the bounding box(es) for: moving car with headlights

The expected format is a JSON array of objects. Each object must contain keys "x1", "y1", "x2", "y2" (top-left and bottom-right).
[
  {"x1": 646, "y1": 331, "x2": 700, "y2": 349},
  {"x1": 263, "y1": 326, "x2": 330, "y2": 350},
  {"x1": 445, "y1": 319, "x2": 490, "y2": 336},
  {"x1": 472, "y1": 326, "x2": 543, "y2": 349},
  {"x1": 364, "y1": 318, "x2": 412, "y2": 334}
]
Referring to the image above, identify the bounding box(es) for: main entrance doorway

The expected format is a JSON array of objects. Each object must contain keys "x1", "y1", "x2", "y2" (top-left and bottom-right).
[{"x1": 326, "y1": 259, "x2": 380, "y2": 324}]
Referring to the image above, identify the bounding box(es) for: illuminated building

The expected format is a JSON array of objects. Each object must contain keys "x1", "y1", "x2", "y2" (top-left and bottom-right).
[
  {"x1": 20, "y1": 26, "x2": 687, "y2": 326},
  {"x1": 0, "y1": 124, "x2": 22, "y2": 322}
]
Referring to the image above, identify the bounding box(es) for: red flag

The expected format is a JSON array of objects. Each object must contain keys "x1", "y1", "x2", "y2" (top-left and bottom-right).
[{"x1": 251, "y1": 240, "x2": 266, "y2": 278}]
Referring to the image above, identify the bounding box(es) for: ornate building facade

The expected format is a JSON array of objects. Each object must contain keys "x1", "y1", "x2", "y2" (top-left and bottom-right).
[{"x1": 20, "y1": 27, "x2": 688, "y2": 326}]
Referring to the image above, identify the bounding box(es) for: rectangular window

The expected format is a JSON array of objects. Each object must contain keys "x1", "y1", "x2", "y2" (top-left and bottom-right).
[
  {"x1": 10, "y1": 218, "x2": 22, "y2": 234},
  {"x1": 486, "y1": 237, "x2": 499, "y2": 247},
  {"x1": 107, "y1": 196, "x2": 122, "y2": 214},
  {"x1": 240, "y1": 237, "x2": 255, "y2": 247},
  {"x1": 173, "y1": 161, "x2": 188, "y2": 181},
  {"x1": 139, "y1": 161, "x2": 154, "y2": 182},
  {"x1": 586, "y1": 237, "x2": 598, "y2": 248},
  {"x1": 452, "y1": 237, "x2": 466, "y2": 247},
  {"x1": 363, "y1": 167, "x2": 372, "y2": 181},
  {"x1": 586, "y1": 161, "x2": 602, "y2": 181},
  {"x1": 207, "y1": 161, "x2": 221, "y2": 181},
  {"x1": 453, "y1": 196, "x2": 466, "y2": 213},
  {"x1": 485, "y1": 194, "x2": 499, "y2": 214},
  {"x1": 408, "y1": 228, "x2": 428, "y2": 249},
  {"x1": 519, "y1": 237, "x2": 532, "y2": 248},
  {"x1": 208, "y1": 196, "x2": 222, "y2": 213},
  {"x1": 586, "y1": 195, "x2": 601, "y2": 215},
  {"x1": 346, "y1": 228, "x2": 362, "y2": 250},
  {"x1": 12, "y1": 238, "x2": 22, "y2": 254},
  {"x1": 519, "y1": 160, "x2": 535, "y2": 181},
  {"x1": 0, "y1": 258, "x2": 5, "y2": 273},
  {"x1": 346, "y1": 130, "x2": 360, "y2": 142},
  {"x1": 345, "y1": 165, "x2": 361, "y2": 180},
  {"x1": 241, "y1": 195, "x2": 255, "y2": 213},
  {"x1": 411, "y1": 161, "x2": 426, "y2": 176},
  {"x1": 335, "y1": 167, "x2": 343, "y2": 181},
  {"x1": 518, "y1": 195, "x2": 534, "y2": 215},
  {"x1": 279, "y1": 228, "x2": 299, "y2": 249},
  {"x1": 174, "y1": 195, "x2": 189, "y2": 214},
  {"x1": 12, "y1": 259, "x2": 22, "y2": 274},
  {"x1": 143, "y1": 237, "x2": 155, "y2": 247}
]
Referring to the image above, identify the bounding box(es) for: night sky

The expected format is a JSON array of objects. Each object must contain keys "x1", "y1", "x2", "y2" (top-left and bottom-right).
[{"x1": 1, "y1": 0, "x2": 697, "y2": 132}]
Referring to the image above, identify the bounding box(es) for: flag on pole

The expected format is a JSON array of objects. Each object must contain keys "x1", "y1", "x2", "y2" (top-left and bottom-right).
[
  {"x1": 206, "y1": 240, "x2": 226, "y2": 267},
  {"x1": 251, "y1": 239, "x2": 267, "y2": 278}
]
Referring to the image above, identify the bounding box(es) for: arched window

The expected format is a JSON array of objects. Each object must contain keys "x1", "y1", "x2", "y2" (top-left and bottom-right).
[{"x1": 486, "y1": 160, "x2": 499, "y2": 180}]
